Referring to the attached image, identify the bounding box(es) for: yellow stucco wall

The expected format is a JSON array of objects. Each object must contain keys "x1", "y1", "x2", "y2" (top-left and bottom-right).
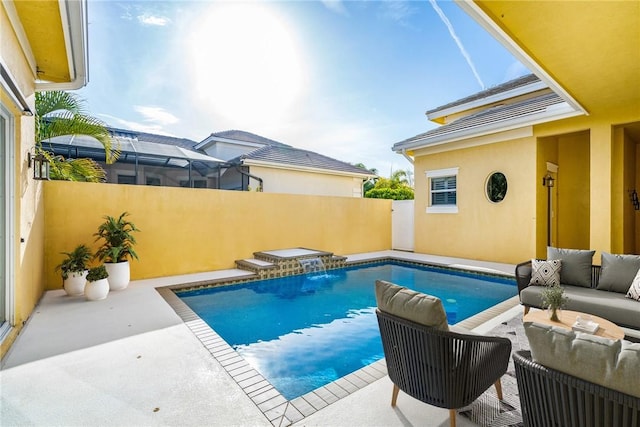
[
  {"x1": 617, "y1": 127, "x2": 638, "y2": 254},
  {"x1": 0, "y1": 4, "x2": 44, "y2": 358},
  {"x1": 535, "y1": 110, "x2": 640, "y2": 259},
  {"x1": 412, "y1": 136, "x2": 536, "y2": 264},
  {"x1": 250, "y1": 165, "x2": 364, "y2": 197},
  {"x1": 536, "y1": 135, "x2": 558, "y2": 257},
  {"x1": 43, "y1": 181, "x2": 392, "y2": 290},
  {"x1": 556, "y1": 131, "x2": 590, "y2": 250}
]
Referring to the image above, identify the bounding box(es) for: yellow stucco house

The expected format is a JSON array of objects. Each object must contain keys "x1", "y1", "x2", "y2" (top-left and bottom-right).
[
  {"x1": 1, "y1": 0, "x2": 89, "y2": 355},
  {"x1": 394, "y1": 0, "x2": 640, "y2": 265}
]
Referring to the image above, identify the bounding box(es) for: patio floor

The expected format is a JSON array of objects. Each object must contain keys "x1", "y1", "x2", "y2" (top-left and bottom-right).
[{"x1": 0, "y1": 250, "x2": 519, "y2": 426}]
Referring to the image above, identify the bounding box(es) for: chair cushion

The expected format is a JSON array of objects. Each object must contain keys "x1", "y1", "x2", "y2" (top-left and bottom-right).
[
  {"x1": 626, "y1": 269, "x2": 640, "y2": 302},
  {"x1": 375, "y1": 280, "x2": 449, "y2": 331},
  {"x1": 524, "y1": 321, "x2": 640, "y2": 398},
  {"x1": 597, "y1": 252, "x2": 640, "y2": 293},
  {"x1": 529, "y1": 259, "x2": 561, "y2": 286},
  {"x1": 547, "y1": 247, "x2": 595, "y2": 287}
]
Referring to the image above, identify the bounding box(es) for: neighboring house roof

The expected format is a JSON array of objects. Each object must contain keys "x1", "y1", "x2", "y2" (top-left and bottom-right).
[
  {"x1": 45, "y1": 132, "x2": 225, "y2": 166},
  {"x1": 233, "y1": 145, "x2": 376, "y2": 177},
  {"x1": 394, "y1": 91, "x2": 580, "y2": 152},
  {"x1": 109, "y1": 127, "x2": 199, "y2": 150},
  {"x1": 426, "y1": 74, "x2": 547, "y2": 123},
  {"x1": 196, "y1": 130, "x2": 292, "y2": 149}
]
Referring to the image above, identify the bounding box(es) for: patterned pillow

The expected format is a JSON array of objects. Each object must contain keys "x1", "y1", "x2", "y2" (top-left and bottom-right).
[
  {"x1": 626, "y1": 269, "x2": 640, "y2": 302},
  {"x1": 529, "y1": 259, "x2": 562, "y2": 286}
]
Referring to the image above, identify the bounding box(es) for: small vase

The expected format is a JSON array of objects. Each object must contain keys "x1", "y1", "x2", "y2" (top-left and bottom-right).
[
  {"x1": 105, "y1": 261, "x2": 130, "y2": 291},
  {"x1": 85, "y1": 278, "x2": 109, "y2": 301},
  {"x1": 63, "y1": 270, "x2": 88, "y2": 296},
  {"x1": 548, "y1": 307, "x2": 561, "y2": 322}
]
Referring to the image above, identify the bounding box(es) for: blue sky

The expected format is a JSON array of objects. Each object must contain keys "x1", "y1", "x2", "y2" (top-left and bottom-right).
[{"x1": 76, "y1": 0, "x2": 529, "y2": 176}]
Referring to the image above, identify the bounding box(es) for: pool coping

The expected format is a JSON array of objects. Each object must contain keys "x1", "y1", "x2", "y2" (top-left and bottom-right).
[{"x1": 157, "y1": 257, "x2": 519, "y2": 427}]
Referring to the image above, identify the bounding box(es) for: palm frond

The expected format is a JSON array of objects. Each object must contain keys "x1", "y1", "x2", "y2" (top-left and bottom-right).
[
  {"x1": 38, "y1": 148, "x2": 107, "y2": 183},
  {"x1": 35, "y1": 91, "x2": 120, "y2": 164}
]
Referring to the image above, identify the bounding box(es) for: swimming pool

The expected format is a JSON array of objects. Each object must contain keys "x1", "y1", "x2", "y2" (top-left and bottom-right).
[{"x1": 177, "y1": 260, "x2": 516, "y2": 400}]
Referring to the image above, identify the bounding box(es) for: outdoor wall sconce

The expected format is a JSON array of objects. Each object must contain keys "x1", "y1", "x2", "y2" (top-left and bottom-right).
[
  {"x1": 542, "y1": 174, "x2": 555, "y2": 187},
  {"x1": 28, "y1": 150, "x2": 50, "y2": 180},
  {"x1": 630, "y1": 189, "x2": 640, "y2": 210}
]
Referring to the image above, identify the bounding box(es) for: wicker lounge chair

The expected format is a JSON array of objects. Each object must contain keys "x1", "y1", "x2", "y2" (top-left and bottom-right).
[
  {"x1": 376, "y1": 307, "x2": 512, "y2": 427},
  {"x1": 514, "y1": 350, "x2": 640, "y2": 427}
]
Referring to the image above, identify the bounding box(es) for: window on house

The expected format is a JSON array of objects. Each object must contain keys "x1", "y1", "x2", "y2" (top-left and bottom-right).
[
  {"x1": 426, "y1": 167, "x2": 459, "y2": 213},
  {"x1": 179, "y1": 179, "x2": 207, "y2": 188},
  {"x1": 117, "y1": 175, "x2": 136, "y2": 185},
  {"x1": 146, "y1": 176, "x2": 161, "y2": 186}
]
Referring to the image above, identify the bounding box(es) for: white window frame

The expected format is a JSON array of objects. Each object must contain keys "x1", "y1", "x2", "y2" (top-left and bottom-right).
[
  {"x1": 426, "y1": 167, "x2": 458, "y2": 214},
  {"x1": 0, "y1": 102, "x2": 16, "y2": 340}
]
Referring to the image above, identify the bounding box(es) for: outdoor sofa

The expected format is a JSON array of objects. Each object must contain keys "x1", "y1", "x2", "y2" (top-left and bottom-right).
[
  {"x1": 515, "y1": 322, "x2": 640, "y2": 427},
  {"x1": 515, "y1": 247, "x2": 640, "y2": 330}
]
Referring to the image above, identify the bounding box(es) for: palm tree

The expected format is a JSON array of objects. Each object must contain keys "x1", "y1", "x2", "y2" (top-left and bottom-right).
[
  {"x1": 35, "y1": 91, "x2": 119, "y2": 182},
  {"x1": 390, "y1": 169, "x2": 413, "y2": 187}
]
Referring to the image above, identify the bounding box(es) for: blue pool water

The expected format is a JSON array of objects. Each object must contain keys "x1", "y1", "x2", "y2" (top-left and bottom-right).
[{"x1": 177, "y1": 261, "x2": 516, "y2": 400}]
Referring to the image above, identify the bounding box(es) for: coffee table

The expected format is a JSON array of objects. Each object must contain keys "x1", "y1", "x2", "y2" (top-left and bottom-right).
[{"x1": 523, "y1": 309, "x2": 625, "y2": 340}]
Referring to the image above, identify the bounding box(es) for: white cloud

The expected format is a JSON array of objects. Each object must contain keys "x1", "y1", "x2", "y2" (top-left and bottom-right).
[
  {"x1": 321, "y1": 0, "x2": 349, "y2": 16},
  {"x1": 137, "y1": 13, "x2": 171, "y2": 26},
  {"x1": 380, "y1": 1, "x2": 418, "y2": 26},
  {"x1": 133, "y1": 106, "x2": 179, "y2": 126}
]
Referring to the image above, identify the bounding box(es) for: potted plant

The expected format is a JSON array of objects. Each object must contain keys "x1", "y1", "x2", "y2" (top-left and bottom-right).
[
  {"x1": 85, "y1": 265, "x2": 109, "y2": 301},
  {"x1": 541, "y1": 284, "x2": 568, "y2": 322},
  {"x1": 94, "y1": 212, "x2": 140, "y2": 291},
  {"x1": 54, "y1": 244, "x2": 92, "y2": 296}
]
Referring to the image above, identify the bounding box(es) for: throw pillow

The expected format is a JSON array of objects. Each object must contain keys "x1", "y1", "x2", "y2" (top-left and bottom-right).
[
  {"x1": 626, "y1": 269, "x2": 640, "y2": 302},
  {"x1": 529, "y1": 259, "x2": 562, "y2": 286},
  {"x1": 524, "y1": 322, "x2": 640, "y2": 398},
  {"x1": 597, "y1": 252, "x2": 640, "y2": 293},
  {"x1": 374, "y1": 280, "x2": 449, "y2": 331},
  {"x1": 547, "y1": 246, "x2": 595, "y2": 287}
]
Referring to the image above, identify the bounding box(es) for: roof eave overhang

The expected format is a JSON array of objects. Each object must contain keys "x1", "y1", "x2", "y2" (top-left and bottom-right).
[
  {"x1": 241, "y1": 159, "x2": 376, "y2": 179},
  {"x1": 455, "y1": 0, "x2": 588, "y2": 116},
  {"x1": 426, "y1": 80, "x2": 548, "y2": 122},
  {"x1": 35, "y1": 0, "x2": 89, "y2": 91},
  {"x1": 394, "y1": 102, "x2": 583, "y2": 153}
]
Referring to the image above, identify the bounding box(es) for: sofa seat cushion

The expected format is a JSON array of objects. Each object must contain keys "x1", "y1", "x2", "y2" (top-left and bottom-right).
[
  {"x1": 547, "y1": 247, "x2": 595, "y2": 287},
  {"x1": 520, "y1": 285, "x2": 640, "y2": 329},
  {"x1": 375, "y1": 280, "x2": 449, "y2": 331},
  {"x1": 524, "y1": 322, "x2": 640, "y2": 398}
]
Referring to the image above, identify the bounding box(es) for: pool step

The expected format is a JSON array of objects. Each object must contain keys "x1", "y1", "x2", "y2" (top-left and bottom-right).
[
  {"x1": 235, "y1": 258, "x2": 277, "y2": 275},
  {"x1": 234, "y1": 248, "x2": 348, "y2": 279}
]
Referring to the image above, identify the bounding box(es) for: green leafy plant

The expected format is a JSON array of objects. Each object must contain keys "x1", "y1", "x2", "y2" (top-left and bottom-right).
[
  {"x1": 94, "y1": 212, "x2": 140, "y2": 263},
  {"x1": 35, "y1": 90, "x2": 121, "y2": 182},
  {"x1": 54, "y1": 244, "x2": 92, "y2": 279},
  {"x1": 86, "y1": 265, "x2": 109, "y2": 282},
  {"x1": 541, "y1": 284, "x2": 568, "y2": 321}
]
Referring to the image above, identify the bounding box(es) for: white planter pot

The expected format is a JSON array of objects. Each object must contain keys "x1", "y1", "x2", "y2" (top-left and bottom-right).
[
  {"x1": 63, "y1": 270, "x2": 88, "y2": 296},
  {"x1": 85, "y1": 278, "x2": 109, "y2": 301},
  {"x1": 105, "y1": 261, "x2": 130, "y2": 291}
]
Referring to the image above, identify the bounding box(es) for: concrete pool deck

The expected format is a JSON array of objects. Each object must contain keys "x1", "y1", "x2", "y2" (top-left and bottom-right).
[{"x1": 0, "y1": 250, "x2": 518, "y2": 426}]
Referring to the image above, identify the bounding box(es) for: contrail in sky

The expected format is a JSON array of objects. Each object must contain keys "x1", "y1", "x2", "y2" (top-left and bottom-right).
[{"x1": 428, "y1": 0, "x2": 485, "y2": 90}]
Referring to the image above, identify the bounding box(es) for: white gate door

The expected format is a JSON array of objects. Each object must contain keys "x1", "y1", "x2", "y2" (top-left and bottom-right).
[{"x1": 392, "y1": 200, "x2": 414, "y2": 251}]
